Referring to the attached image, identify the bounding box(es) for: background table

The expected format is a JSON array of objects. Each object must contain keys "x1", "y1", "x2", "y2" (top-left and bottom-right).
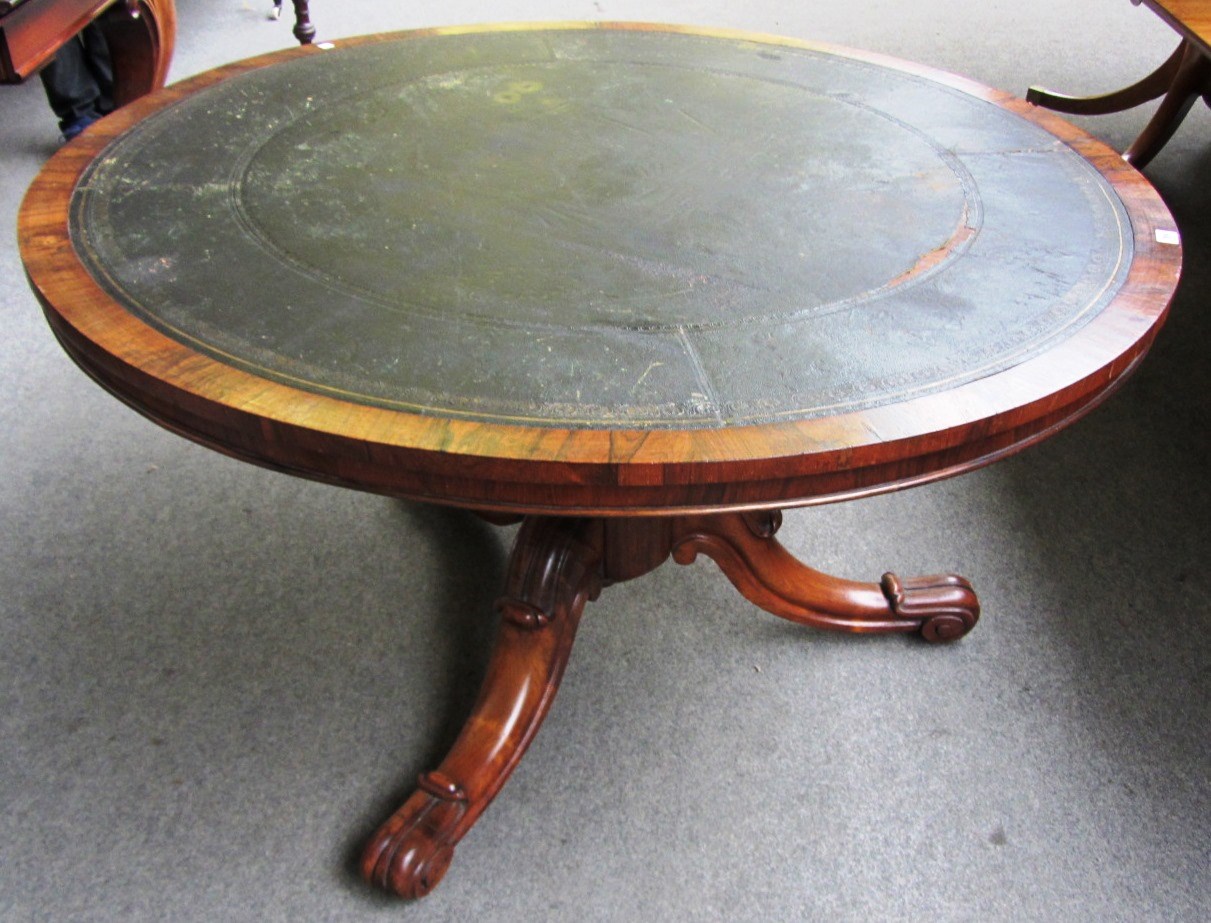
[
  {"x1": 1027, "y1": 0, "x2": 1211, "y2": 167},
  {"x1": 20, "y1": 23, "x2": 1181, "y2": 898}
]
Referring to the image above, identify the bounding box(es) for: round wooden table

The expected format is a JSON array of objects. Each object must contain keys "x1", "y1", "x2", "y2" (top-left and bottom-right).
[{"x1": 20, "y1": 23, "x2": 1181, "y2": 899}]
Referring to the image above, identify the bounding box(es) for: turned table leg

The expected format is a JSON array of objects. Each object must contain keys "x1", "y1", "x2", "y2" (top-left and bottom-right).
[{"x1": 289, "y1": 0, "x2": 315, "y2": 46}]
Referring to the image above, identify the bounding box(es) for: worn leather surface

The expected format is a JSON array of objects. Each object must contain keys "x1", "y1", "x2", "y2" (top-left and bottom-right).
[{"x1": 72, "y1": 28, "x2": 1132, "y2": 427}]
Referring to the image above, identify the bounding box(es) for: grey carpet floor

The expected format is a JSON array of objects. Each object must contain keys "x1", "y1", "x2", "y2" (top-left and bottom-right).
[{"x1": 1, "y1": 2, "x2": 1207, "y2": 921}]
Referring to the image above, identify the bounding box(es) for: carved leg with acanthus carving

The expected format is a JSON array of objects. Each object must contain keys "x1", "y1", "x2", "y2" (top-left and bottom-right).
[
  {"x1": 361, "y1": 517, "x2": 602, "y2": 898},
  {"x1": 363, "y1": 508, "x2": 976, "y2": 898},
  {"x1": 670, "y1": 510, "x2": 979, "y2": 643}
]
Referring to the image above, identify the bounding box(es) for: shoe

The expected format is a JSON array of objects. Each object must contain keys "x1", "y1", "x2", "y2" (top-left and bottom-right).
[{"x1": 61, "y1": 112, "x2": 100, "y2": 142}]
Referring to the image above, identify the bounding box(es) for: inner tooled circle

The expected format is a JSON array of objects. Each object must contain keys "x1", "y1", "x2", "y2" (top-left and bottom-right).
[{"x1": 237, "y1": 60, "x2": 975, "y2": 331}]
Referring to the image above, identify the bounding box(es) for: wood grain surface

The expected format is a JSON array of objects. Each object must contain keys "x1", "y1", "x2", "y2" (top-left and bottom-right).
[{"x1": 1145, "y1": 0, "x2": 1211, "y2": 53}]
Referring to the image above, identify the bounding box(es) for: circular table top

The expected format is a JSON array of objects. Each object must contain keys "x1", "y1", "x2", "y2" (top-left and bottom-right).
[{"x1": 21, "y1": 23, "x2": 1181, "y2": 514}]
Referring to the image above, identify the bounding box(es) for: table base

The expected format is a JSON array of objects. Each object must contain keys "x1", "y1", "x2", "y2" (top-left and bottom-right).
[
  {"x1": 360, "y1": 511, "x2": 979, "y2": 898},
  {"x1": 1027, "y1": 37, "x2": 1211, "y2": 168}
]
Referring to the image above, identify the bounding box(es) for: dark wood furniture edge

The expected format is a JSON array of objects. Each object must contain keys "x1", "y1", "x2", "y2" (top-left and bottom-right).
[
  {"x1": 1, "y1": 0, "x2": 111, "y2": 82},
  {"x1": 97, "y1": 0, "x2": 176, "y2": 105},
  {"x1": 32, "y1": 302, "x2": 1161, "y2": 517},
  {"x1": 1141, "y1": 0, "x2": 1211, "y2": 57}
]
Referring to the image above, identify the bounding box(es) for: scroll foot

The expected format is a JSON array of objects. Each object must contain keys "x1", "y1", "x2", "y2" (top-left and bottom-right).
[
  {"x1": 362, "y1": 773, "x2": 466, "y2": 898},
  {"x1": 361, "y1": 517, "x2": 601, "y2": 898},
  {"x1": 671, "y1": 511, "x2": 979, "y2": 641},
  {"x1": 880, "y1": 572, "x2": 979, "y2": 643}
]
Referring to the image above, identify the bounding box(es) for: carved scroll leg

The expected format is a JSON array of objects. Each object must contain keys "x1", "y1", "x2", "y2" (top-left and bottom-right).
[
  {"x1": 1026, "y1": 41, "x2": 1185, "y2": 115},
  {"x1": 361, "y1": 517, "x2": 601, "y2": 899},
  {"x1": 671, "y1": 511, "x2": 978, "y2": 643}
]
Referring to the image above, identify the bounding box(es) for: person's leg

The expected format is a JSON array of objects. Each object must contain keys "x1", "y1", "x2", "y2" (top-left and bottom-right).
[
  {"x1": 79, "y1": 23, "x2": 115, "y2": 115},
  {"x1": 38, "y1": 25, "x2": 114, "y2": 139}
]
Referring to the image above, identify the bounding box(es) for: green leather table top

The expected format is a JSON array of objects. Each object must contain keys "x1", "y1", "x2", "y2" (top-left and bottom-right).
[{"x1": 70, "y1": 26, "x2": 1133, "y2": 429}]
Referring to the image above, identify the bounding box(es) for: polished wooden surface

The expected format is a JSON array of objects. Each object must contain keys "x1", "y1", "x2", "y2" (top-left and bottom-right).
[
  {"x1": 18, "y1": 24, "x2": 1182, "y2": 900},
  {"x1": 1146, "y1": 0, "x2": 1211, "y2": 54},
  {"x1": 98, "y1": 0, "x2": 175, "y2": 107},
  {"x1": 1028, "y1": 0, "x2": 1211, "y2": 167},
  {"x1": 1, "y1": 0, "x2": 109, "y2": 80},
  {"x1": 1, "y1": 0, "x2": 174, "y2": 98}
]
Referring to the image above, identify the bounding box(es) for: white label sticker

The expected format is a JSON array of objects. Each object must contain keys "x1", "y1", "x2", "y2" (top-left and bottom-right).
[{"x1": 1155, "y1": 229, "x2": 1180, "y2": 245}]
